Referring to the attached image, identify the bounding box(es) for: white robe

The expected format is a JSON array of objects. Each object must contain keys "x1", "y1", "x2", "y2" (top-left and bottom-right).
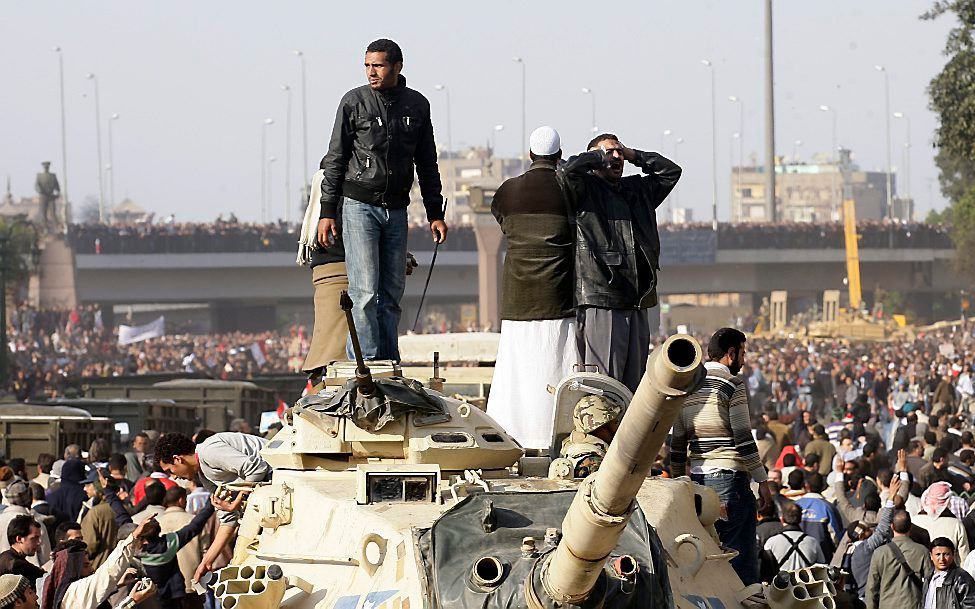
[{"x1": 487, "y1": 318, "x2": 580, "y2": 450}]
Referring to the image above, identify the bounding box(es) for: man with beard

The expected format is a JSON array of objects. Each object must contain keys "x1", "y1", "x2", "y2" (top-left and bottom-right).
[{"x1": 561, "y1": 133, "x2": 680, "y2": 392}]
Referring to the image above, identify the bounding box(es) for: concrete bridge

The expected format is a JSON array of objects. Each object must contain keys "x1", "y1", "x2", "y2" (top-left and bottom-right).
[{"x1": 62, "y1": 223, "x2": 961, "y2": 331}]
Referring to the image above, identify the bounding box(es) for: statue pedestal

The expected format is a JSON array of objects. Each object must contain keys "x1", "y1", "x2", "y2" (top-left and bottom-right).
[{"x1": 33, "y1": 234, "x2": 78, "y2": 308}]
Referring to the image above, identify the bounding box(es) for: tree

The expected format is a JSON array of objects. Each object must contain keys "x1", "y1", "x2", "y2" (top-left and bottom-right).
[
  {"x1": 924, "y1": 1, "x2": 975, "y2": 280},
  {"x1": 77, "y1": 195, "x2": 101, "y2": 225}
]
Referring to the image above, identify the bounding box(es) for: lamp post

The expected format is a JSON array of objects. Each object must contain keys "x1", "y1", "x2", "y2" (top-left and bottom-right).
[
  {"x1": 728, "y1": 95, "x2": 744, "y2": 215},
  {"x1": 660, "y1": 129, "x2": 672, "y2": 154},
  {"x1": 702, "y1": 59, "x2": 717, "y2": 230},
  {"x1": 282, "y1": 84, "x2": 293, "y2": 224},
  {"x1": 294, "y1": 50, "x2": 309, "y2": 194},
  {"x1": 875, "y1": 65, "x2": 893, "y2": 219},
  {"x1": 819, "y1": 104, "x2": 838, "y2": 216},
  {"x1": 434, "y1": 84, "x2": 454, "y2": 220},
  {"x1": 512, "y1": 57, "x2": 526, "y2": 171},
  {"x1": 108, "y1": 113, "x2": 119, "y2": 209},
  {"x1": 260, "y1": 118, "x2": 274, "y2": 223},
  {"x1": 266, "y1": 156, "x2": 277, "y2": 221},
  {"x1": 581, "y1": 88, "x2": 597, "y2": 134},
  {"x1": 53, "y1": 47, "x2": 69, "y2": 225},
  {"x1": 85, "y1": 73, "x2": 105, "y2": 222},
  {"x1": 490, "y1": 124, "x2": 504, "y2": 156},
  {"x1": 672, "y1": 137, "x2": 684, "y2": 221},
  {"x1": 792, "y1": 139, "x2": 802, "y2": 163},
  {"x1": 894, "y1": 111, "x2": 911, "y2": 214}
]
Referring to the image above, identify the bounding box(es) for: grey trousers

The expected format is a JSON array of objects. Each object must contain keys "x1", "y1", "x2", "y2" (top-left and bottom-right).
[{"x1": 577, "y1": 307, "x2": 652, "y2": 393}]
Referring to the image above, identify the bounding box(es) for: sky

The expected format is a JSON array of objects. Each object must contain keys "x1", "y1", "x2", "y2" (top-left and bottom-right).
[{"x1": 0, "y1": 1, "x2": 958, "y2": 223}]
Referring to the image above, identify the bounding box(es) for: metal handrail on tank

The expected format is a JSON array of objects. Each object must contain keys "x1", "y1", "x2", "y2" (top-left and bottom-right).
[{"x1": 528, "y1": 334, "x2": 705, "y2": 606}]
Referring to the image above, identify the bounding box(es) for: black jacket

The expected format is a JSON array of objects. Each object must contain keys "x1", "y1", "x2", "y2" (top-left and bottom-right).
[
  {"x1": 562, "y1": 149, "x2": 680, "y2": 310},
  {"x1": 320, "y1": 75, "x2": 443, "y2": 221},
  {"x1": 491, "y1": 159, "x2": 574, "y2": 321},
  {"x1": 922, "y1": 566, "x2": 975, "y2": 609}
]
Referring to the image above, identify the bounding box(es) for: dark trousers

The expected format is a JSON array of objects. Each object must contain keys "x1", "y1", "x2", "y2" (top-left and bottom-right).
[
  {"x1": 691, "y1": 471, "x2": 759, "y2": 585},
  {"x1": 577, "y1": 307, "x2": 651, "y2": 393}
]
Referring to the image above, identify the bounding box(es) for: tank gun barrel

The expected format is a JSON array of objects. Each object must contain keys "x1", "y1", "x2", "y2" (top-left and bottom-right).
[
  {"x1": 339, "y1": 290, "x2": 375, "y2": 397},
  {"x1": 535, "y1": 334, "x2": 704, "y2": 605}
]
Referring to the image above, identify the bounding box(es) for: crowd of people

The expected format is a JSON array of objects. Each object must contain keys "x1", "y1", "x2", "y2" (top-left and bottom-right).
[
  {"x1": 0, "y1": 428, "x2": 249, "y2": 609},
  {"x1": 653, "y1": 319, "x2": 975, "y2": 608},
  {"x1": 6, "y1": 305, "x2": 307, "y2": 399},
  {"x1": 67, "y1": 218, "x2": 950, "y2": 255}
]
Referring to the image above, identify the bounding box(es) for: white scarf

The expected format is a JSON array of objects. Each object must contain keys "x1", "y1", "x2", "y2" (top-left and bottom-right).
[{"x1": 296, "y1": 169, "x2": 326, "y2": 265}]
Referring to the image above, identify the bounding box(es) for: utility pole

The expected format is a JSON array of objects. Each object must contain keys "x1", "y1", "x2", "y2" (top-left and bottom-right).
[
  {"x1": 282, "y1": 85, "x2": 293, "y2": 224},
  {"x1": 764, "y1": 0, "x2": 777, "y2": 223},
  {"x1": 54, "y1": 47, "x2": 69, "y2": 227}
]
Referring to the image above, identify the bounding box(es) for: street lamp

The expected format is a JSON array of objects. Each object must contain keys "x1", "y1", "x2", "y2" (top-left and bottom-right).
[
  {"x1": 728, "y1": 96, "x2": 744, "y2": 215},
  {"x1": 512, "y1": 57, "x2": 526, "y2": 171},
  {"x1": 875, "y1": 65, "x2": 893, "y2": 219},
  {"x1": 702, "y1": 59, "x2": 717, "y2": 231},
  {"x1": 108, "y1": 113, "x2": 120, "y2": 209},
  {"x1": 294, "y1": 50, "x2": 309, "y2": 194},
  {"x1": 266, "y1": 156, "x2": 277, "y2": 222},
  {"x1": 434, "y1": 84, "x2": 454, "y2": 219},
  {"x1": 581, "y1": 88, "x2": 597, "y2": 134},
  {"x1": 792, "y1": 139, "x2": 802, "y2": 163},
  {"x1": 660, "y1": 129, "x2": 672, "y2": 154},
  {"x1": 85, "y1": 73, "x2": 105, "y2": 222},
  {"x1": 53, "y1": 47, "x2": 69, "y2": 226},
  {"x1": 261, "y1": 118, "x2": 274, "y2": 223},
  {"x1": 819, "y1": 104, "x2": 839, "y2": 215},
  {"x1": 281, "y1": 84, "x2": 293, "y2": 224},
  {"x1": 894, "y1": 111, "x2": 911, "y2": 213}
]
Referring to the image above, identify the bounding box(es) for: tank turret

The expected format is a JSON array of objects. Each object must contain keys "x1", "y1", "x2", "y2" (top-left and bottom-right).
[{"x1": 527, "y1": 333, "x2": 704, "y2": 605}]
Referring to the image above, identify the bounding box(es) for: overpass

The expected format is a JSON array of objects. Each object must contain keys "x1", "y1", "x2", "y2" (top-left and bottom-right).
[{"x1": 66, "y1": 223, "x2": 961, "y2": 331}]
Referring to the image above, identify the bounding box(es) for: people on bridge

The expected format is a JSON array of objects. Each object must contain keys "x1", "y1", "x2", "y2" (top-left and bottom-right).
[
  {"x1": 562, "y1": 134, "x2": 681, "y2": 392},
  {"x1": 317, "y1": 38, "x2": 447, "y2": 362}
]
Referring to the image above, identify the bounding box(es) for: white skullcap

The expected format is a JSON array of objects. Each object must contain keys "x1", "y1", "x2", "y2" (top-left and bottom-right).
[{"x1": 529, "y1": 126, "x2": 561, "y2": 156}]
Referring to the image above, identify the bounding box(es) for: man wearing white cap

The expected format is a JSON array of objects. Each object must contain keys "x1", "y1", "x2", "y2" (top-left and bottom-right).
[{"x1": 487, "y1": 126, "x2": 579, "y2": 450}]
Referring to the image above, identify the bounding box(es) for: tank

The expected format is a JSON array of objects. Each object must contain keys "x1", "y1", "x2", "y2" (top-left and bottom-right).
[{"x1": 208, "y1": 299, "x2": 834, "y2": 609}]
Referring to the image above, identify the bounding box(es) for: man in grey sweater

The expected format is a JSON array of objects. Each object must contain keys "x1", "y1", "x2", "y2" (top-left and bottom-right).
[{"x1": 154, "y1": 432, "x2": 270, "y2": 584}]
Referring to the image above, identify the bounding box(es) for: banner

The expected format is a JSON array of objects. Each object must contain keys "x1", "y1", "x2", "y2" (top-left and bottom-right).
[
  {"x1": 118, "y1": 316, "x2": 165, "y2": 345},
  {"x1": 250, "y1": 342, "x2": 267, "y2": 366}
]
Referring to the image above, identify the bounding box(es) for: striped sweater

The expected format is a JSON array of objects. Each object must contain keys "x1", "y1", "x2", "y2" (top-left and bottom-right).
[{"x1": 670, "y1": 362, "x2": 767, "y2": 482}]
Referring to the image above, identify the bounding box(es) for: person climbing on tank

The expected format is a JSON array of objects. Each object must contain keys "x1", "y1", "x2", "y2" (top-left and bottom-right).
[
  {"x1": 152, "y1": 432, "x2": 270, "y2": 584},
  {"x1": 549, "y1": 395, "x2": 622, "y2": 479}
]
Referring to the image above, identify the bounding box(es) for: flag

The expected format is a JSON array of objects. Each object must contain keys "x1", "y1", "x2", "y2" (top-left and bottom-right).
[
  {"x1": 276, "y1": 399, "x2": 288, "y2": 419},
  {"x1": 118, "y1": 316, "x2": 165, "y2": 345},
  {"x1": 250, "y1": 342, "x2": 267, "y2": 366},
  {"x1": 301, "y1": 378, "x2": 314, "y2": 397}
]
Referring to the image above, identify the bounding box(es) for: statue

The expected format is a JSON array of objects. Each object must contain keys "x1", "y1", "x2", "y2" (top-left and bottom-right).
[{"x1": 34, "y1": 161, "x2": 60, "y2": 230}]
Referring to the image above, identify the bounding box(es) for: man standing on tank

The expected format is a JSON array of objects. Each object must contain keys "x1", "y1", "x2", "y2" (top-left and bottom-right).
[
  {"x1": 561, "y1": 134, "x2": 681, "y2": 392},
  {"x1": 318, "y1": 39, "x2": 447, "y2": 362}
]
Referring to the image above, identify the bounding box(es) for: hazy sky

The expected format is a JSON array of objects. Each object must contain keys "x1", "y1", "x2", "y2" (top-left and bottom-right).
[{"x1": 0, "y1": 1, "x2": 956, "y2": 223}]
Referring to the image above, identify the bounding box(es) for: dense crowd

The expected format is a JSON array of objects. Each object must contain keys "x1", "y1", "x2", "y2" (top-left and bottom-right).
[
  {"x1": 67, "y1": 221, "x2": 478, "y2": 254},
  {"x1": 0, "y1": 428, "x2": 253, "y2": 609},
  {"x1": 650, "y1": 319, "x2": 975, "y2": 608},
  {"x1": 6, "y1": 305, "x2": 306, "y2": 400},
  {"x1": 66, "y1": 219, "x2": 950, "y2": 255}
]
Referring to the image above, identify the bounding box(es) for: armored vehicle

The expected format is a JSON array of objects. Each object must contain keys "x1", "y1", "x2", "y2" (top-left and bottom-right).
[{"x1": 208, "y1": 300, "x2": 834, "y2": 609}]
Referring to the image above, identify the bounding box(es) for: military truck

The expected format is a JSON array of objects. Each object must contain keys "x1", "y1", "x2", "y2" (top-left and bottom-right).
[
  {"x1": 41, "y1": 398, "x2": 198, "y2": 447},
  {"x1": 0, "y1": 403, "x2": 113, "y2": 468}
]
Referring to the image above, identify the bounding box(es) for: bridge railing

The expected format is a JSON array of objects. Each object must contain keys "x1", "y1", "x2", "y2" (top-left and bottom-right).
[{"x1": 68, "y1": 222, "x2": 952, "y2": 255}]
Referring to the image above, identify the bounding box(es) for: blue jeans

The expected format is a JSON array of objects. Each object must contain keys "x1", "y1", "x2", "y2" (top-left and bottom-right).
[
  {"x1": 342, "y1": 198, "x2": 408, "y2": 361},
  {"x1": 691, "y1": 471, "x2": 759, "y2": 585}
]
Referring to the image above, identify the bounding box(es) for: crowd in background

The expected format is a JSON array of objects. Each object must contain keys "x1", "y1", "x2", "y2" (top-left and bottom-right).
[
  {"x1": 66, "y1": 219, "x2": 950, "y2": 255},
  {"x1": 6, "y1": 305, "x2": 305, "y2": 400},
  {"x1": 650, "y1": 319, "x2": 975, "y2": 607}
]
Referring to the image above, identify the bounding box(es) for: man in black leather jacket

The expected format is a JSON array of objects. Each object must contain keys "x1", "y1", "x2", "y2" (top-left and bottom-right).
[
  {"x1": 922, "y1": 537, "x2": 975, "y2": 609},
  {"x1": 562, "y1": 134, "x2": 681, "y2": 391},
  {"x1": 317, "y1": 39, "x2": 447, "y2": 361}
]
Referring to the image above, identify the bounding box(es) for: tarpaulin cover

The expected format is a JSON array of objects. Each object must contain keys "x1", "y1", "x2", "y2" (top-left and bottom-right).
[
  {"x1": 297, "y1": 376, "x2": 449, "y2": 431},
  {"x1": 417, "y1": 491, "x2": 674, "y2": 609}
]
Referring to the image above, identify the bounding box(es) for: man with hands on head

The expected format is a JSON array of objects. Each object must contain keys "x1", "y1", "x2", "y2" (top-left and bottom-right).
[{"x1": 561, "y1": 133, "x2": 681, "y2": 391}]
